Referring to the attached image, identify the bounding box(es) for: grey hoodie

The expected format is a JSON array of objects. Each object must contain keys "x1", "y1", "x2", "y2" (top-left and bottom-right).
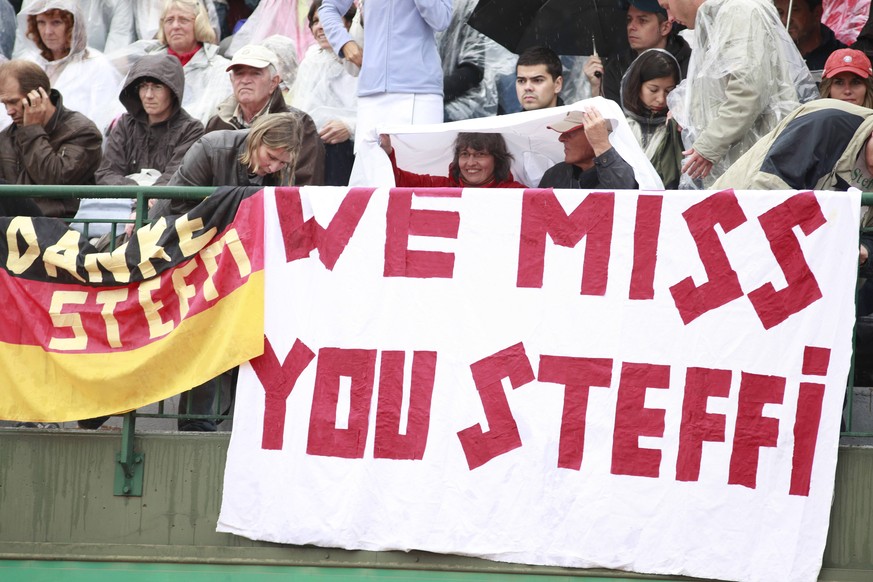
[{"x1": 95, "y1": 53, "x2": 204, "y2": 186}]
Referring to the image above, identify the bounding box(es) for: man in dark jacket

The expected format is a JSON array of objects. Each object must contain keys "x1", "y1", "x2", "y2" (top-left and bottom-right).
[
  {"x1": 205, "y1": 43, "x2": 325, "y2": 186},
  {"x1": 774, "y1": 0, "x2": 846, "y2": 72},
  {"x1": 0, "y1": 59, "x2": 102, "y2": 217},
  {"x1": 96, "y1": 54, "x2": 204, "y2": 187},
  {"x1": 538, "y1": 108, "x2": 637, "y2": 189},
  {"x1": 584, "y1": 0, "x2": 691, "y2": 105}
]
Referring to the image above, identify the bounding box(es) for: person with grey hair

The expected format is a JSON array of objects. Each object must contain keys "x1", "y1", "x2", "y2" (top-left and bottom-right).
[{"x1": 206, "y1": 43, "x2": 325, "y2": 186}]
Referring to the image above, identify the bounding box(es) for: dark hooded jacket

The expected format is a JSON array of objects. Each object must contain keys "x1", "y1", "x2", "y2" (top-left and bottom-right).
[
  {"x1": 0, "y1": 88, "x2": 102, "y2": 218},
  {"x1": 95, "y1": 54, "x2": 204, "y2": 187},
  {"x1": 205, "y1": 88, "x2": 325, "y2": 186}
]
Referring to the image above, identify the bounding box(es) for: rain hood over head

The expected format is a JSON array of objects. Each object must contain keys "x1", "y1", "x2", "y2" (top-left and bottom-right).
[
  {"x1": 620, "y1": 48, "x2": 684, "y2": 189},
  {"x1": 14, "y1": 0, "x2": 135, "y2": 56},
  {"x1": 120, "y1": 53, "x2": 186, "y2": 121},
  {"x1": 666, "y1": 0, "x2": 818, "y2": 188},
  {"x1": 15, "y1": 0, "x2": 124, "y2": 132}
]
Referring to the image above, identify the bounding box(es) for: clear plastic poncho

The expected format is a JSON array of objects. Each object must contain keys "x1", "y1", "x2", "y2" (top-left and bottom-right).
[
  {"x1": 13, "y1": 0, "x2": 135, "y2": 55},
  {"x1": 437, "y1": 0, "x2": 496, "y2": 121},
  {"x1": 290, "y1": 40, "x2": 357, "y2": 136},
  {"x1": 226, "y1": 0, "x2": 313, "y2": 63},
  {"x1": 666, "y1": 0, "x2": 818, "y2": 188},
  {"x1": 260, "y1": 34, "x2": 299, "y2": 90},
  {"x1": 15, "y1": 0, "x2": 124, "y2": 133}
]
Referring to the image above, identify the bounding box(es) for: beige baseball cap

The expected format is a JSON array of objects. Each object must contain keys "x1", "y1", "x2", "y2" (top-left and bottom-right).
[
  {"x1": 547, "y1": 111, "x2": 587, "y2": 133},
  {"x1": 226, "y1": 44, "x2": 278, "y2": 71}
]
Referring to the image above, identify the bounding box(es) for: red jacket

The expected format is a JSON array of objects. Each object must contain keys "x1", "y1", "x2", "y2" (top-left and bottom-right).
[{"x1": 390, "y1": 151, "x2": 527, "y2": 188}]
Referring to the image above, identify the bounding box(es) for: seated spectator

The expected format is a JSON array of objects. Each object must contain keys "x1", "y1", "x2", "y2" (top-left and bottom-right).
[
  {"x1": 290, "y1": 0, "x2": 356, "y2": 186},
  {"x1": 14, "y1": 0, "x2": 135, "y2": 55},
  {"x1": 132, "y1": 0, "x2": 222, "y2": 44},
  {"x1": 819, "y1": 48, "x2": 873, "y2": 108},
  {"x1": 119, "y1": 0, "x2": 232, "y2": 125},
  {"x1": 538, "y1": 108, "x2": 637, "y2": 189},
  {"x1": 621, "y1": 49, "x2": 683, "y2": 188},
  {"x1": 516, "y1": 46, "x2": 564, "y2": 111},
  {"x1": 97, "y1": 54, "x2": 204, "y2": 186},
  {"x1": 380, "y1": 132, "x2": 528, "y2": 188},
  {"x1": 15, "y1": 0, "x2": 124, "y2": 132},
  {"x1": 584, "y1": 0, "x2": 691, "y2": 104},
  {"x1": 713, "y1": 99, "x2": 873, "y2": 191},
  {"x1": 438, "y1": 0, "x2": 494, "y2": 121},
  {"x1": 208, "y1": 43, "x2": 325, "y2": 186},
  {"x1": 774, "y1": 0, "x2": 846, "y2": 73},
  {"x1": 0, "y1": 59, "x2": 102, "y2": 217}
]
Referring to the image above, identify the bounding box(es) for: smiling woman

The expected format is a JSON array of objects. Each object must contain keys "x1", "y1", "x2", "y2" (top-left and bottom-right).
[{"x1": 380, "y1": 132, "x2": 528, "y2": 188}]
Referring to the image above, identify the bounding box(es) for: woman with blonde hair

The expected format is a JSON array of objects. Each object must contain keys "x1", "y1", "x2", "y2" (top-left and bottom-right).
[{"x1": 151, "y1": 112, "x2": 303, "y2": 219}]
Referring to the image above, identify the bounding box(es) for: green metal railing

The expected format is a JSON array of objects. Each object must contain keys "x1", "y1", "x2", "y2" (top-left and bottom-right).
[{"x1": 3, "y1": 186, "x2": 873, "y2": 493}]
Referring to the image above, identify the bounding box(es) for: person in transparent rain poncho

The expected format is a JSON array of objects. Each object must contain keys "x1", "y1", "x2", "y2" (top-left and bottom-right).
[
  {"x1": 661, "y1": 0, "x2": 818, "y2": 188},
  {"x1": 13, "y1": 0, "x2": 134, "y2": 56},
  {"x1": 437, "y1": 0, "x2": 498, "y2": 122},
  {"x1": 109, "y1": 0, "x2": 232, "y2": 126},
  {"x1": 13, "y1": 0, "x2": 124, "y2": 134},
  {"x1": 620, "y1": 48, "x2": 684, "y2": 189},
  {"x1": 290, "y1": 0, "x2": 357, "y2": 185}
]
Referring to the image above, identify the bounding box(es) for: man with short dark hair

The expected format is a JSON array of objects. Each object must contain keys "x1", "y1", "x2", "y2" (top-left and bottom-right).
[
  {"x1": 774, "y1": 0, "x2": 845, "y2": 72},
  {"x1": 585, "y1": 0, "x2": 691, "y2": 104},
  {"x1": 538, "y1": 108, "x2": 637, "y2": 189},
  {"x1": 206, "y1": 43, "x2": 325, "y2": 185},
  {"x1": 515, "y1": 46, "x2": 564, "y2": 111},
  {"x1": 0, "y1": 59, "x2": 101, "y2": 217}
]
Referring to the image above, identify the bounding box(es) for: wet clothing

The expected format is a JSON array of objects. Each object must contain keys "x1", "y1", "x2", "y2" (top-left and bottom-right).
[
  {"x1": 438, "y1": 0, "x2": 495, "y2": 121},
  {"x1": 15, "y1": 0, "x2": 124, "y2": 132},
  {"x1": 96, "y1": 54, "x2": 204, "y2": 186},
  {"x1": 620, "y1": 49, "x2": 684, "y2": 189},
  {"x1": 537, "y1": 149, "x2": 637, "y2": 190},
  {"x1": 0, "y1": 89, "x2": 102, "y2": 217},
  {"x1": 667, "y1": 0, "x2": 818, "y2": 187},
  {"x1": 207, "y1": 89, "x2": 326, "y2": 187},
  {"x1": 389, "y1": 151, "x2": 527, "y2": 188}
]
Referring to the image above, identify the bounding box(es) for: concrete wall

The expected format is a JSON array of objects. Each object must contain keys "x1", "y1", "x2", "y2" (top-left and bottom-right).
[{"x1": 0, "y1": 428, "x2": 871, "y2": 581}]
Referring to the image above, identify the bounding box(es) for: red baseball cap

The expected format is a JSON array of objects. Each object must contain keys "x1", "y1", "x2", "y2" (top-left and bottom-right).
[{"x1": 823, "y1": 49, "x2": 873, "y2": 80}]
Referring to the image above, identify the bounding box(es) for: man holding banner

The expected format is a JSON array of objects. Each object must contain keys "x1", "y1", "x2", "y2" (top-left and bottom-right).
[{"x1": 539, "y1": 107, "x2": 637, "y2": 190}]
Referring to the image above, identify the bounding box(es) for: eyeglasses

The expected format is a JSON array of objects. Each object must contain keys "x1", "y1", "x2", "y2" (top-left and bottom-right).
[
  {"x1": 163, "y1": 15, "x2": 194, "y2": 26},
  {"x1": 458, "y1": 150, "x2": 492, "y2": 161},
  {"x1": 138, "y1": 82, "x2": 167, "y2": 94}
]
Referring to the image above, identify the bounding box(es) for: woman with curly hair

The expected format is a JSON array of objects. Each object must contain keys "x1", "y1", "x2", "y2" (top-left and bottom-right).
[
  {"x1": 15, "y1": 0, "x2": 122, "y2": 132},
  {"x1": 380, "y1": 132, "x2": 527, "y2": 188}
]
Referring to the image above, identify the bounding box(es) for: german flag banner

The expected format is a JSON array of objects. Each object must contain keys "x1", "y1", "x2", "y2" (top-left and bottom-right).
[{"x1": 0, "y1": 187, "x2": 264, "y2": 422}]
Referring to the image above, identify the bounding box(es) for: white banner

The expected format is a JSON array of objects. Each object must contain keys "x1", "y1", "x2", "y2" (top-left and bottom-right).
[{"x1": 218, "y1": 186, "x2": 860, "y2": 582}]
